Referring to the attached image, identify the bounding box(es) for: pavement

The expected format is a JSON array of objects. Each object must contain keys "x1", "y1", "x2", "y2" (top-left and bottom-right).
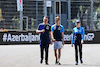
[{"x1": 0, "y1": 44, "x2": 100, "y2": 67}]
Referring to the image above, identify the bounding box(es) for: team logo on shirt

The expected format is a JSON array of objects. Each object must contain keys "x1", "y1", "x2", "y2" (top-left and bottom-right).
[
  {"x1": 46, "y1": 26, "x2": 49, "y2": 30},
  {"x1": 58, "y1": 26, "x2": 61, "y2": 30}
]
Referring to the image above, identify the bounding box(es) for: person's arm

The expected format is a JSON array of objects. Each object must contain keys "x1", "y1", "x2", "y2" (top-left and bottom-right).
[
  {"x1": 51, "y1": 32, "x2": 56, "y2": 42},
  {"x1": 36, "y1": 25, "x2": 45, "y2": 34},
  {"x1": 81, "y1": 28, "x2": 85, "y2": 44},
  {"x1": 36, "y1": 29, "x2": 45, "y2": 34},
  {"x1": 51, "y1": 32, "x2": 56, "y2": 41},
  {"x1": 51, "y1": 26, "x2": 56, "y2": 42},
  {"x1": 62, "y1": 32, "x2": 64, "y2": 45},
  {"x1": 61, "y1": 26, "x2": 64, "y2": 45},
  {"x1": 49, "y1": 26, "x2": 53, "y2": 45},
  {"x1": 71, "y1": 29, "x2": 74, "y2": 47}
]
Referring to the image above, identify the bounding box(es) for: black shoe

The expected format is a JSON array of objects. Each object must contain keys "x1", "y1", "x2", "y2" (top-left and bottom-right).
[
  {"x1": 55, "y1": 59, "x2": 58, "y2": 64},
  {"x1": 80, "y1": 60, "x2": 83, "y2": 64},
  {"x1": 45, "y1": 62, "x2": 49, "y2": 65},
  {"x1": 40, "y1": 59, "x2": 43, "y2": 64},
  {"x1": 75, "y1": 62, "x2": 78, "y2": 65},
  {"x1": 45, "y1": 60, "x2": 49, "y2": 65}
]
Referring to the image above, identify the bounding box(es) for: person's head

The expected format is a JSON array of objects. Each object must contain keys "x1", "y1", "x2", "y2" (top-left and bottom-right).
[
  {"x1": 43, "y1": 16, "x2": 48, "y2": 25},
  {"x1": 75, "y1": 20, "x2": 81, "y2": 28},
  {"x1": 55, "y1": 16, "x2": 60, "y2": 25}
]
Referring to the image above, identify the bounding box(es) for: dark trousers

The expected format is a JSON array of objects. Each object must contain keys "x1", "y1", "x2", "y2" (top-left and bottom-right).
[
  {"x1": 74, "y1": 34, "x2": 82, "y2": 62},
  {"x1": 74, "y1": 43, "x2": 82, "y2": 62},
  {"x1": 40, "y1": 43, "x2": 49, "y2": 62}
]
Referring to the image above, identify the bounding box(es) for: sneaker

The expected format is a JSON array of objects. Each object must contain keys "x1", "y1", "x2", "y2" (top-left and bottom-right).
[
  {"x1": 58, "y1": 62, "x2": 61, "y2": 65},
  {"x1": 45, "y1": 62, "x2": 49, "y2": 65},
  {"x1": 80, "y1": 60, "x2": 83, "y2": 64},
  {"x1": 55, "y1": 59, "x2": 58, "y2": 64},
  {"x1": 45, "y1": 60, "x2": 49, "y2": 65},
  {"x1": 40, "y1": 59, "x2": 43, "y2": 64},
  {"x1": 75, "y1": 62, "x2": 78, "y2": 65},
  {"x1": 58, "y1": 61, "x2": 61, "y2": 65}
]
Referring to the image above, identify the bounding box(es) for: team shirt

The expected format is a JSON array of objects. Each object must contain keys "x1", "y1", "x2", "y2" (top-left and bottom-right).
[
  {"x1": 37, "y1": 23, "x2": 51, "y2": 44},
  {"x1": 51, "y1": 24, "x2": 64, "y2": 41},
  {"x1": 71, "y1": 26, "x2": 85, "y2": 44}
]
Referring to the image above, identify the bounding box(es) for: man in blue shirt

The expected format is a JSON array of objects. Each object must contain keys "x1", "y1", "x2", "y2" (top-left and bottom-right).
[
  {"x1": 36, "y1": 16, "x2": 52, "y2": 65},
  {"x1": 71, "y1": 20, "x2": 85, "y2": 65},
  {"x1": 51, "y1": 16, "x2": 64, "y2": 65}
]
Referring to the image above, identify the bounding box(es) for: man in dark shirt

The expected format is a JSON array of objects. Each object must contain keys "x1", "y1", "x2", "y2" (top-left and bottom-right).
[
  {"x1": 51, "y1": 16, "x2": 64, "y2": 65},
  {"x1": 36, "y1": 16, "x2": 52, "y2": 65}
]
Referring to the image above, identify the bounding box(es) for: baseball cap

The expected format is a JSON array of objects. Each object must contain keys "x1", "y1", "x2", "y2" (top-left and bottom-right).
[{"x1": 76, "y1": 20, "x2": 80, "y2": 23}]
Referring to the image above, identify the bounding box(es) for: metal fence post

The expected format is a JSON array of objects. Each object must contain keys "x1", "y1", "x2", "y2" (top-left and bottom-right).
[
  {"x1": 59, "y1": 0, "x2": 61, "y2": 24},
  {"x1": 54, "y1": 0, "x2": 56, "y2": 18},
  {"x1": 91, "y1": 0, "x2": 94, "y2": 30},
  {"x1": 36, "y1": 1, "x2": 38, "y2": 27},
  {"x1": 20, "y1": 11, "x2": 23, "y2": 31},
  {"x1": 68, "y1": 0, "x2": 71, "y2": 31},
  {"x1": 44, "y1": 0, "x2": 47, "y2": 16}
]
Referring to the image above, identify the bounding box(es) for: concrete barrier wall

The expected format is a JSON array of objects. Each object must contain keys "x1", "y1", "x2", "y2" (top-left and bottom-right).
[{"x1": 0, "y1": 31, "x2": 100, "y2": 45}]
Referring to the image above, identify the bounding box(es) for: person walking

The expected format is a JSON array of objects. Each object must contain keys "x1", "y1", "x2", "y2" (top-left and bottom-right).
[
  {"x1": 71, "y1": 20, "x2": 85, "y2": 65},
  {"x1": 51, "y1": 16, "x2": 64, "y2": 65},
  {"x1": 36, "y1": 16, "x2": 52, "y2": 65}
]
